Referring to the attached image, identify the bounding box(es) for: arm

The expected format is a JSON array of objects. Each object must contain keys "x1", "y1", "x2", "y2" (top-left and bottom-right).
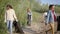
[
  {"x1": 47, "y1": 11, "x2": 50, "y2": 24},
  {"x1": 31, "y1": 12, "x2": 32, "y2": 21},
  {"x1": 4, "y1": 12, "x2": 7, "y2": 22},
  {"x1": 13, "y1": 10, "x2": 18, "y2": 21}
]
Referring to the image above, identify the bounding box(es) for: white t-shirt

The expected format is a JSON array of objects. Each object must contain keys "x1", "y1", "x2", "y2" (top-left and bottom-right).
[
  {"x1": 5, "y1": 9, "x2": 17, "y2": 22},
  {"x1": 43, "y1": 12, "x2": 47, "y2": 17},
  {"x1": 27, "y1": 11, "x2": 32, "y2": 15},
  {"x1": 43, "y1": 12, "x2": 47, "y2": 23}
]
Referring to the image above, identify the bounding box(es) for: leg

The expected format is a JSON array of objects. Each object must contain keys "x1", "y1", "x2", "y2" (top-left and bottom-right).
[
  {"x1": 29, "y1": 20, "x2": 31, "y2": 26},
  {"x1": 50, "y1": 23, "x2": 54, "y2": 34},
  {"x1": 7, "y1": 20, "x2": 10, "y2": 32},
  {"x1": 28, "y1": 15, "x2": 31, "y2": 26},
  {"x1": 27, "y1": 21, "x2": 29, "y2": 25},
  {"x1": 27, "y1": 19, "x2": 31, "y2": 26},
  {"x1": 10, "y1": 21, "x2": 13, "y2": 34}
]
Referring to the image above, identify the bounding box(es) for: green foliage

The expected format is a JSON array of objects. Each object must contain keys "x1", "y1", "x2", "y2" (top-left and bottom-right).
[
  {"x1": 0, "y1": 22, "x2": 7, "y2": 34},
  {"x1": 55, "y1": 5, "x2": 60, "y2": 13},
  {"x1": 31, "y1": 0, "x2": 49, "y2": 13},
  {"x1": 0, "y1": 0, "x2": 30, "y2": 34}
]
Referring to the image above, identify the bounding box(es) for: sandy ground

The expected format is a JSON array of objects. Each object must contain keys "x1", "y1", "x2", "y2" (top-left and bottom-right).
[
  {"x1": 12, "y1": 13, "x2": 60, "y2": 34},
  {"x1": 13, "y1": 22, "x2": 60, "y2": 34}
]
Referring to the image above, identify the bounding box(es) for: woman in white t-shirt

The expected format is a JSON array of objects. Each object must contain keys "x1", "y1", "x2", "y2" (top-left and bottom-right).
[{"x1": 5, "y1": 4, "x2": 18, "y2": 34}]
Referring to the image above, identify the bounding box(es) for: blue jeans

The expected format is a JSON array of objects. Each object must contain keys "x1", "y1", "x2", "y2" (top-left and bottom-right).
[{"x1": 7, "y1": 20, "x2": 13, "y2": 34}]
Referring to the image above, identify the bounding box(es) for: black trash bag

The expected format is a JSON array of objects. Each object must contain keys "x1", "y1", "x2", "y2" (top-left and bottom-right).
[
  {"x1": 13, "y1": 20, "x2": 24, "y2": 34},
  {"x1": 57, "y1": 16, "x2": 60, "y2": 31}
]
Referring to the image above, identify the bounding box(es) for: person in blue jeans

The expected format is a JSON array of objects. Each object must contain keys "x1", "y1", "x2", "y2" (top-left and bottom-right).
[
  {"x1": 4, "y1": 4, "x2": 18, "y2": 34},
  {"x1": 47, "y1": 5, "x2": 56, "y2": 34}
]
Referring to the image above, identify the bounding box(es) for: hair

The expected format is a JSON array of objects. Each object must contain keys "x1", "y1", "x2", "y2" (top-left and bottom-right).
[
  {"x1": 49, "y1": 5, "x2": 54, "y2": 9},
  {"x1": 27, "y1": 8, "x2": 30, "y2": 11},
  {"x1": 27, "y1": 8, "x2": 29, "y2": 10},
  {"x1": 6, "y1": 4, "x2": 13, "y2": 9}
]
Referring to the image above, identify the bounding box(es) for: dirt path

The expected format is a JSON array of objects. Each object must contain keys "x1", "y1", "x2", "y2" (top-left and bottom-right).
[
  {"x1": 13, "y1": 22, "x2": 60, "y2": 34},
  {"x1": 13, "y1": 22, "x2": 45, "y2": 34}
]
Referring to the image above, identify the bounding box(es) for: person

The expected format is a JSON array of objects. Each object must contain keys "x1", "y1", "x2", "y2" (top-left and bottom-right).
[
  {"x1": 43, "y1": 12, "x2": 47, "y2": 25},
  {"x1": 47, "y1": 5, "x2": 56, "y2": 34},
  {"x1": 27, "y1": 8, "x2": 32, "y2": 26},
  {"x1": 4, "y1": 4, "x2": 18, "y2": 34}
]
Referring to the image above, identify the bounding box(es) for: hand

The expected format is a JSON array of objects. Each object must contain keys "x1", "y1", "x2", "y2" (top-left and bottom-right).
[{"x1": 16, "y1": 19, "x2": 18, "y2": 22}]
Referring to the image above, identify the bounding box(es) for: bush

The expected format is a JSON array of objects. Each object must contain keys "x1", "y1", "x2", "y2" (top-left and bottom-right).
[{"x1": 0, "y1": 22, "x2": 7, "y2": 34}]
